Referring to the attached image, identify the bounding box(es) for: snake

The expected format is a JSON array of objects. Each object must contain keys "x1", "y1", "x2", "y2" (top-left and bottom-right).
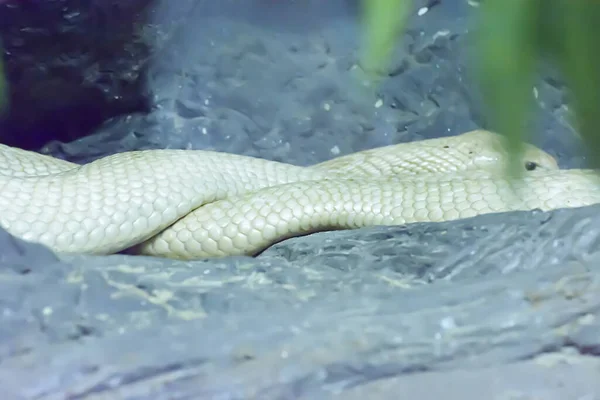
[{"x1": 1, "y1": 129, "x2": 599, "y2": 259}]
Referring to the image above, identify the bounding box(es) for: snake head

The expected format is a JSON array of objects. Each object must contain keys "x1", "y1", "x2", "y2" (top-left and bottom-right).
[
  {"x1": 520, "y1": 147, "x2": 559, "y2": 172},
  {"x1": 458, "y1": 129, "x2": 560, "y2": 173}
]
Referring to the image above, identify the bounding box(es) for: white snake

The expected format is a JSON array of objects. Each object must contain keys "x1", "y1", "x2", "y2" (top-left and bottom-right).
[{"x1": 1, "y1": 129, "x2": 599, "y2": 259}]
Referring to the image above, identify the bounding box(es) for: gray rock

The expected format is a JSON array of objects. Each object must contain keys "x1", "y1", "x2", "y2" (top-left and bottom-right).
[
  {"x1": 2, "y1": 228, "x2": 599, "y2": 399},
  {"x1": 262, "y1": 204, "x2": 600, "y2": 282},
  {"x1": 1, "y1": 0, "x2": 599, "y2": 399}
]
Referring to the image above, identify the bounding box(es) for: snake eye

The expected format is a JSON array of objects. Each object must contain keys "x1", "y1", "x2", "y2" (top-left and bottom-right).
[{"x1": 525, "y1": 161, "x2": 538, "y2": 171}]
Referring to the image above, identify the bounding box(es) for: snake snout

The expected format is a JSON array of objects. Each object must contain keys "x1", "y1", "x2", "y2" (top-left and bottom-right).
[{"x1": 522, "y1": 145, "x2": 560, "y2": 172}]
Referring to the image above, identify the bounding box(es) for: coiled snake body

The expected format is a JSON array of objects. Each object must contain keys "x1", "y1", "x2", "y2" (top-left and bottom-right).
[{"x1": 1, "y1": 130, "x2": 599, "y2": 259}]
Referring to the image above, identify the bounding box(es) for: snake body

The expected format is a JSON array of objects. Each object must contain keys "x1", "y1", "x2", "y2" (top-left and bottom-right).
[{"x1": 1, "y1": 129, "x2": 599, "y2": 259}]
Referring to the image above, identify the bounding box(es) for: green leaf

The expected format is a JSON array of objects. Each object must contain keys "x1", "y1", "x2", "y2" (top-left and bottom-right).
[
  {"x1": 359, "y1": 0, "x2": 412, "y2": 80},
  {"x1": 553, "y1": 1, "x2": 600, "y2": 169},
  {"x1": 474, "y1": 0, "x2": 540, "y2": 178}
]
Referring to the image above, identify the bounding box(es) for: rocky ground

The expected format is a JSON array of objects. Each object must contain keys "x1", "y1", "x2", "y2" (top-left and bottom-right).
[{"x1": 1, "y1": 0, "x2": 599, "y2": 399}]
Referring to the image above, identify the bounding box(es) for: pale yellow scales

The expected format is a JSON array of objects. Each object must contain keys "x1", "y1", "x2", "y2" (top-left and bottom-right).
[{"x1": 1, "y1": 129, "x2": 599, "y2": 259}]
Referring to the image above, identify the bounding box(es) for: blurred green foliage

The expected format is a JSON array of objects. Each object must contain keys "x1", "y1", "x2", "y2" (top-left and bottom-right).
[
  {"x1": 359, "y1": 0, "x2": 411, "y2": 77},
  {"x1": 359, "y1": 0, "x2": 600, "y2": 175}
]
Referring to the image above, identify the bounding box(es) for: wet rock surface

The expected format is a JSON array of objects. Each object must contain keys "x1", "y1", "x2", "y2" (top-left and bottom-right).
[
  {"x1": 0, "y1": 0, "x2": 180, "y2": 149},
  {"x1": 1, "y1": 0, "x2": 599, "y2": 399}
]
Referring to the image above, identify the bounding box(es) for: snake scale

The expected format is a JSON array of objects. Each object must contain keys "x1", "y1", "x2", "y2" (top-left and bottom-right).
[{"x1": 1, "y1": 129, "x2": 599, "y2": 259}]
